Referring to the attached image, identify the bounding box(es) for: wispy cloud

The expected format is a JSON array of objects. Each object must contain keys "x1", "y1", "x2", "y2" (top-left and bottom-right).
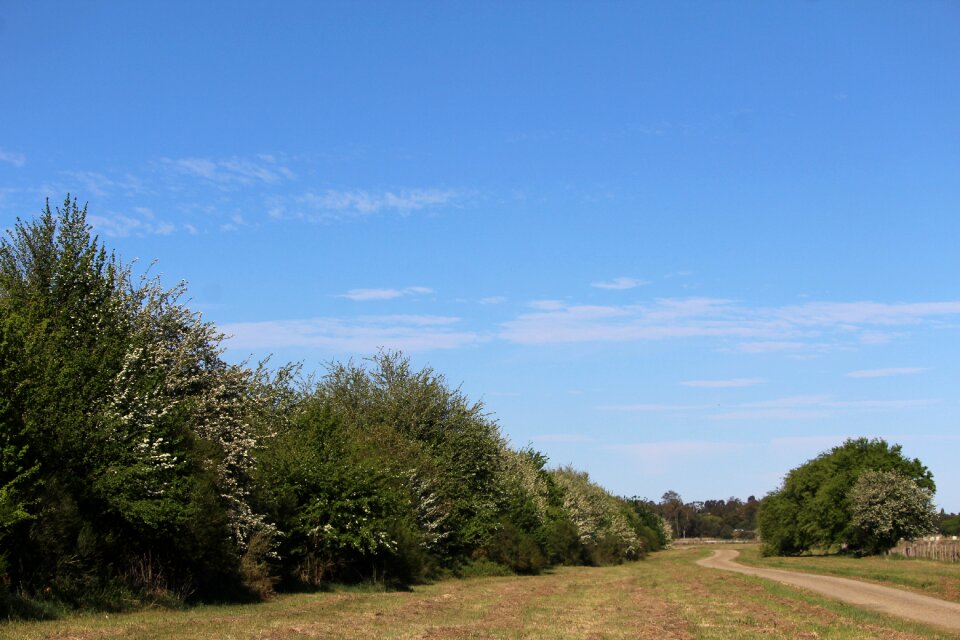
[
  {"x1": 598, "y1": 403, "x2": 711, "y2": 412},
  {"x1": 708, "y1": 395, "x2": 936, "y2": 420},
  {"x1": 736, "y1": 341, "x2": 813, "y2": 354},
  {"x1": 774, "y1": 301, "x2": 960, "y2": 326},
  {"x1": 846, "y1": 367, "x2": 927, "y2": 378},
  {"x1": 682, "y1": 378, "x2": 765, "y2": 388},
  {"x1": 479, "y1": 296, "x2": 508, "y2": 305},
  {"x1": 0, "y1": 149, "x2": 26, "y2": 168},
  {"x1": 62, "y1": 170, "x2": 145, "y2": 199},
  {"x1": 598, "y1": 394, "x2": 936, "y2": 421},
  {"x1": 591, "y1": 276, "x2": 649, "y2": 290},
  {"x1": 88, "y1": 207, "x2": 175, "y2": 238},
  {"x1": 501, "y1": 297, "x2": 777, "y2": 344},
  {"x1": 219, "y1": 213, "x2": 248, "y2": 232},
  {"x1": 499, "y1": 297, "x2": 960, "y2": 351},
  {"x1": 164, "y1": 155, "x2": 295, "y2": 187},
  {"x1": 222, "y1": 314, "x2": 483, "y2": 354},
  {"x1": 338, "y1": 286, "x2": 433, "y2": 301},
  {"x1": 271, "y1": 188, "x2": 461, "y2": 222}
]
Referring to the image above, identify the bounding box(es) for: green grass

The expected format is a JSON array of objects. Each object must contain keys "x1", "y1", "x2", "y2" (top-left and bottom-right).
[
  {"x1": 736, "y1": 544, "x2": 960, "y2": 603},
  {"x1": 3, "y1": 548, "x2": 958, "y2": 639}
]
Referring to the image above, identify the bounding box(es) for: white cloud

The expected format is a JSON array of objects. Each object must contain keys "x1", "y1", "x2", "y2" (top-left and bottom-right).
[
  {"x1": 338, "y1": 286, "x2": 433, "y2": 301},
  {"x1": 165, "y1": 155, "x2": 295, "y2": 187},
  {"x1": 591, "y1": 277, "x2": 649, "y2": 290},
  {"x1": 479, "y1": 296, "x2": 507, "y2": 305},
  {"x1": 597, "y1": 393, "x2": 935, "y2": 421},
  {"x1": 597, "y1": 403, "x2": 710, "y2": 412},
  {"x1": 63, "y1": 170, "x2": 142, "y2": 198},
  {"x1": 222, "y1": 314, "x2": 483, "y2": 354},
  {"x1": 501, "y1": 298, "x2": 775, "y2": 344},
  {"x1": 682, "y1": 378, "x2": 765, "y2": 388},
  {"x1": 0, "y1": 149, "x2": 26, "y2": 167},
  {"x1": 736, "y1": 341, "x2": 810, "y2": 354},
  {"x1": 775, "y1": 301, "x2": 960, "y2": 326},
  {"x1": 498, "y1": 297, "x2": 960, "y2": 351},
  {"x1": 846, "y1": 367, "x2": 927, "y2": 378},
  {"x1": 277, "y1": 188, "x2": 460, "y2": 221},
  {"x1": 88, "y1": 207, "x2": 176, "y2": 238},
  {"x1": 708, "y1": 395, "x2": 936, "y2": 420},
  {"x1": 219, "y1": 213, "x2": 247, "y2": 232},
  {"x1": 528, "y1": 299, "x2": 568, "y2": 311}
]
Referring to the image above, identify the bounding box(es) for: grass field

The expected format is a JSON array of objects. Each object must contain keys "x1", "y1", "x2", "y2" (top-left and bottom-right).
[
  {"x1": 4, "y1": 547, "x2": 959, "y2": 639},
  {"x1": 738, "y1": 545, "x2": 960, "y2": 604}
]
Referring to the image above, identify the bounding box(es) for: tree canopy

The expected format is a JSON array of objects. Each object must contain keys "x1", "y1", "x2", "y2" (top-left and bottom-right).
[{"x1": 757, "y1": 438, "x2": 935, "y2": 556}]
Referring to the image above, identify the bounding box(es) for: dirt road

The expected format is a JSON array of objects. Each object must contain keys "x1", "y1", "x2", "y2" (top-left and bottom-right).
[{"x1": 698, "y1": 549, "x2": 960, "y2": 632}]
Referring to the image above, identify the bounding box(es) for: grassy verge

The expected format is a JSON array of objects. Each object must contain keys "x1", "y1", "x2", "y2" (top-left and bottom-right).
[
  {"x1": 3, "y1": 548, "x2": 958, "y2": 639},
  {"x1": 736, "y1": 544, "x2": 960, "y2": 603}
]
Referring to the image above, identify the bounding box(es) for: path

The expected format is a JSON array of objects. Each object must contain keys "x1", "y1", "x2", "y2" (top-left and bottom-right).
[{"x1": 697, "y1": 549, "x2": 960, "y2": 633}]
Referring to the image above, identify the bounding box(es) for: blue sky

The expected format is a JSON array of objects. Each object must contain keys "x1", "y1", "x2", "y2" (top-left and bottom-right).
[{"x1": 2, "y1": 1, "x2": 959, "y2": 509}]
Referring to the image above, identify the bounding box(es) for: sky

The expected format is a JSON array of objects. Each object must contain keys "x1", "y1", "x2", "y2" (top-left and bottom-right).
[{"x1": 2, "y1": 1, "x2": 959, "y2": 510}]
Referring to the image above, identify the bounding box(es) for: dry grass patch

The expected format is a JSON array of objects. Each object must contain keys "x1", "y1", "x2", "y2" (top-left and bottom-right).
[{"x1": 5, "y1": 548, "x2": 960, "y2": 639}]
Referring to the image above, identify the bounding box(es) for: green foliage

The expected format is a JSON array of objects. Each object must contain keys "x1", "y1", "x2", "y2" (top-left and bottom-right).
[
  {"x1": 848, "y1": 470, "x2": 937, "y2": 554},
  {"x1": 550, "y1": 467, "x2": 643, "y2": 563},
  {"x1": 625, "y1": 498, "x2": 670, "y2": 551},
  {"x1": 758, "y1": 438, "x2": 934, "y2": 556},
  {"x1": 0, "y1": 198, "x2": 274, "y2": 611},
  {"x1": 941, "y1": 514, "x2": 960, "y2": 536},
  {"x1": 1, "y1": 197, "x2": 653, "y2": 616},
  {"x1": 254, "y1": 399, "x2": 400, "y2": 587}
]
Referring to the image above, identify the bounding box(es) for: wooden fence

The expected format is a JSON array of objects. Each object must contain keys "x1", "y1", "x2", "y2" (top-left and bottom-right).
[{"x1": 889, "y1": 538, "x2": 960, "y2": 562}]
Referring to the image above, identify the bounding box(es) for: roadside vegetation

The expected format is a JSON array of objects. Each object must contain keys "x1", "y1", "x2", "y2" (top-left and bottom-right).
[
  {"x1": 4, "y1": 547, "x2": 957, "y2": 640},
  {"x1": 0, "y1": 198, "x2": 668, "y2": 619},
  {"x1": 757, "y1": 438, "x2": 938, "y2": 556}
]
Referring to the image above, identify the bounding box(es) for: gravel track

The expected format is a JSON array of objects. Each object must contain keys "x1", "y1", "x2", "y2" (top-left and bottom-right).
[{"x1": 698, "y1": 548, "x2": 960, "y2": 633}]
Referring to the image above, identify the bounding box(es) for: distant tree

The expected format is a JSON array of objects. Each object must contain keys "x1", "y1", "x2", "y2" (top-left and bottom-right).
[
  {"x1": 758, "y1": 438, "x2": 934, "y2": 556},
  {"x1": 848, "y1": 470, "x2": 937, "y2": 554},
  {"x1": 624, "y1": 497, "x2": 670, "y2": 550},
  {"x1": 659, "y1": 491, "x2": 687, "y2": 538},
  {"x1": 941, "y1": 514, "x2": 960, "y2": 537}
]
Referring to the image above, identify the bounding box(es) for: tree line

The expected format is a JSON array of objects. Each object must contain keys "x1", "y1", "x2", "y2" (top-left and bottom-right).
[
  {"x1": 638, "y1": 492, "x2": 759, "y2": 541},
  {"x1": 0, "y1": 198, "x2": 670, "y2": 618}
]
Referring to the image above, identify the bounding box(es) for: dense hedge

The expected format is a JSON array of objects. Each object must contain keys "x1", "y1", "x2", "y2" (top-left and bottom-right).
[{"x1": 0, "y1": 198, "x2": 657, "y2": 617}]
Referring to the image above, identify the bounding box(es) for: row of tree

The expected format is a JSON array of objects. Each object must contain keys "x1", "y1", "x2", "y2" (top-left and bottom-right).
[
  {"x1": 0, "y1": 199, "x2": 669, "y2": 617},
  {"x1": 647, "y1": 492, "x2": 759, "y2": 540}
]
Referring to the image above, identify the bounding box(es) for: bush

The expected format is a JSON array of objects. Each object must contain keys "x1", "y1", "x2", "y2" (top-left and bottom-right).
[{"x1": 758, "y1": 438, "x2": 935, "y2": 556}]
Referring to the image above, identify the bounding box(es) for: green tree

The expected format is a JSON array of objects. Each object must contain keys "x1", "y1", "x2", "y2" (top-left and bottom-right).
[
  {"x1": 316, "y1": 352, "x2": 507, "y2": 565},
  {"x1": 254, "y1": 398, "x2": 401, "y2": 587},
  {"x1": 551, "y1": 467, "x2": 643, "y2": 563},
  {"x1": 0, "y1": 198, "x2": 273, "y2": 608},
  {"x1": 941, "y1": 514, "x2": 960, "y2": 536},
  {"x1": 758, "y1": 438, "x2": 934, "y2": 556},
  {"x1": 848, "y1": 470, "x2": 937, "y2": 554}
]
